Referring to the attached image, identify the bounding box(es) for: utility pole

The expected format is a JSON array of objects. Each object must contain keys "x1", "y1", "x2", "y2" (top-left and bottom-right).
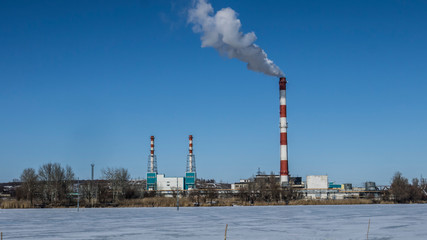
[
  {"x1": 91, "y1": 163, "x2": 94, "y2": 207},
  {"x1": 77, "y1": 178, "x2": 80, "y2": 212},
  {"x1": 176, "y1": 178, "x2": 180, "y2": 211}
]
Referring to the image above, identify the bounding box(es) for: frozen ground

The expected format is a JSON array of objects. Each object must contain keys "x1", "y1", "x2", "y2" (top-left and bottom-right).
[{"x1": 1, "y1": 204, "x2": 427, "y2": 239}]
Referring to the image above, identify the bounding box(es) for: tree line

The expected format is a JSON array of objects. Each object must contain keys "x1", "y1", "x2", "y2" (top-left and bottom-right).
[
  {"x1": 18, "y1": 163, "x2": 74, "y2": 206},
  {"x1": 235, "y1": 174, "x2": 300, "y2": 204},
  {"x1": 388, "y1": 172, "x2": 427, "y2": 203},
  {"x1": 16, "y1": 163, "x2": 136, "y2": 207},
  {"x1": 6, "y1": 164, "x2": 427, "y2": 208}
]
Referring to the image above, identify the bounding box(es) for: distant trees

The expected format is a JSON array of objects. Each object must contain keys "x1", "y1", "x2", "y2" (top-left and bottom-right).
[
  {"x1": 101, "y1": 167, "x2": 130, "y2": 202},
  {"x1": 38, "y1": 163, "x2": 75, "y2": 205},
  {"x1": 235, "y1": 174, "x2": 301, "y2": 204},
  {"x1": 206, "y1": 188, "x2": 218, "y2": 204},
  {"x1": 257, "y1": 174, "x2": 283, "y2": 202},
  {"x1": 97, "y1": 182, "x2": 110, "y2": 204},
  {"x1": 15, "y1": 164, "x2": 137, "y2": 206},
  {"x1": 11, "y1": 165, "x2": 427, "y2": 207},
  {"x1": 390, "y1": 172, "x2": 410, "y2": 203},
  {"x1": 15, "y1": 163, "x2": 75, "y2": 206},
  {"x1": 189, "y1": 189, "x2": 201, "y2": 206},
  {"x1": 20, "y1": 168, "x2": 38, "y2": 204},
  {"x1": 390, "y1": 172, "x2": 427, "y2": 203}
]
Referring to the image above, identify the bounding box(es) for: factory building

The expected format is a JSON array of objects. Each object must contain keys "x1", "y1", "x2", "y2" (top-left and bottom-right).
[
  {"x1": 301, "y1": 175, "x2": 382, "y2": 200},
  {"x1": 304, "y1": 175, "x2": 359, "y2": 200},
  {"x1": 231, "y1": 174, "x2": 304, "y2": 190},
  {"x1": 147, "y1": 172, "x2": 157, "y2": 191},
  {"x1": 306, "y1": 175, "x2": 328, "y2": 189},
  {"x1": 305, "y1": 175, "x2": 329, "y2": 199},
  {"x1": 231, "y1": 173, "x2": 382, "y2": 201},
  {"x1": 156, "y1": 174, "x2": 184, "y2": 191},
  {"x1": 146, "y1": 135, "x2": 197, "y2": 192}
]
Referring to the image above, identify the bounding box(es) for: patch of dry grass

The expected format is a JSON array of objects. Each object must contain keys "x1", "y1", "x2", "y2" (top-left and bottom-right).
[
  {"x1": 1, "y1": 200, "x2": 32, "y2": 209},
  {"x1": 0, "y1": 197, "x2": 398, "y2": 209},
  {"x1": 289, "y1": 199, "x2": 376, "y2": 205}
]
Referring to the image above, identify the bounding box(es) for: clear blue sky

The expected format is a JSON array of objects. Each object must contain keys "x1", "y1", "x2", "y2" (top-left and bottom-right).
[{"x1": 1, "y1": 0, "x2": 426, "y2": 186}]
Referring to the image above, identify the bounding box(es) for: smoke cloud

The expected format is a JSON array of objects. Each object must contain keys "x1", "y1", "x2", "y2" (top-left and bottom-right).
[{"x1": 188, "y1": 0, "x2": 284, "y2": 77}]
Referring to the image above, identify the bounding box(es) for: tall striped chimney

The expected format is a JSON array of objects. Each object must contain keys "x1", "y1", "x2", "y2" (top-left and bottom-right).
[
  {"x1": 147, "y1": 136, "x2": 158, "y2": 190},
  {"x1": 149, "y1": 136, "x2": 156, "y2": 173},
  {"x1": 185, "y1": 135, "x2": 196, "y2": 190},
  {"x1": 188, "y1": 135, "x2": 194, "y2": 172},
  {"x1": 279, "y1": 77, "x2": 289, "y2": 186}
]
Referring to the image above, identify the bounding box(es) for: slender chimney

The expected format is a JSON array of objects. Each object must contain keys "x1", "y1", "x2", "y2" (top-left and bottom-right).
[
  {"x1": 188, "y1": 135, "x2": 194, "y2": 172},
  {"x1": 185, "y1": 135, "x2": 196, "y2": 190},
  {"x1": 279, "y1": 77, "x2": 289, "y2": 185},
  {"x1": 148, "y1": 136, "x2": 157, "y2": 173},
  {"x1": 146, "y1": 136, "x2": 158, "y2": 190}
]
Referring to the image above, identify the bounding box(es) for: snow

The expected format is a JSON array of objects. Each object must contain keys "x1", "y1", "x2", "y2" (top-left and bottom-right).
[{"x1": 1, "y1": 204, "x2": 426, "y2": 239}]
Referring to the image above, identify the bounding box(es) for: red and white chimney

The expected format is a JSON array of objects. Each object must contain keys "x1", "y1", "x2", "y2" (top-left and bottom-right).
[
  {"x1": 149, "y1": 136, "x2": 155, "y2": 173},
  {"x1": 188, "y1": 135, "x2": 194, "y2": 172},
  {"x1": 279, "y1": 77, "x2": 289, "y2": 185}
]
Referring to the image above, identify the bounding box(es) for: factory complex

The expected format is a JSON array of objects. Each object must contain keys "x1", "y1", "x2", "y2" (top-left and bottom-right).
[
  {"x1": 231, "y1": 174, "x2": 383, "y2": 200},
  {"x1": 143, "y1": 77, "x2": 384, "y2": 201},
  {"x1": 146, "y1": 135, "x2": 196, "y2": 192},
  {"x1": 1, "y1": 76, "x2": 410, "y2": 207},
  {"x1": 145, "y1": 77, "x2": 290, "y2": 191}
]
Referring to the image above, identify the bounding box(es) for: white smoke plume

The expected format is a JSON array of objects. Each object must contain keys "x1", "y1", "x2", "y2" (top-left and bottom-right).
[{"x1": 188, "y1": 0, "x2": 284, "y2": 77}]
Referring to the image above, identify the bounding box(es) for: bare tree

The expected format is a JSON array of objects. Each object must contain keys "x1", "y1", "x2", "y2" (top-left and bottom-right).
[
  {"x1": 189, "y1": 189, "x2": 201, "y2": 206},
  {"x1": 206, "y1": 188, "x2": 218, "y2": 205},
  {"x1": 390, "y1": 172, "x2": 410, "y2": 203},
  {"x1": 38, "y1": 163, "x2": 75, "y2": 205},
  {"x1": 65, "y1": 165, "x2": 75, "y2": 192},
  {"x1": 421, "y1": 177, "x2": 427, "y2": 200},
  {"x1": 237, "y1": 187, "x2": 250, "y2": 203},
  {"x1": 102, "y1": 167, "x2": 130, "y2": 202},
  {"x1": 97, "y1": 182, "x2": 110, "y2": 204},
  {"x1": 38, "y1": 163, "x2": 55, "y2": 203},
  {"x1": 269, "y1": 174, "x2": 281, "y2": 202},
  {"x1": 409, "y1": 178, "x2": 423, "y2": 202},
  {"x1": 20, "y1": 168, "x2": 38, "y2": 205}
]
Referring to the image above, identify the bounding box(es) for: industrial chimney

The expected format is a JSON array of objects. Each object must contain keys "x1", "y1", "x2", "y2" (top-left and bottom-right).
[
  {"x1": 148, "y1": 136, "x2": 157, "y2": 173},
  {"x1": 147, "y1": 136, "x2": 158, "y2": 190},
  {"x1": 279, "y1": 77, "x2": 289, "y2": 186},
  {"x1": 187, "y1": 135, "x2": 195, "y2": 172},
  {"x1": 185, "y1": 135, "x2": 196, "y2": 190}
]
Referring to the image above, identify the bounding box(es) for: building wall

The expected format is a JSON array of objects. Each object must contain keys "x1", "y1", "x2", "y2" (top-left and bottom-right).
[
  {"x1": 306, "y1": 175, "x2": 328, "y2": 189},
  {"x1": 231, "y1": 183, "x2": 249, "y2": 190},
  {"x1": 156, "y1": 174, "x2": 184, "y2": 191},
  {"x1": 306, "y1": 192, "x2": 329, "y2": 199},
  {"x1": 146, "y1": 172, "x2": 157, "y2": 190},
  {"x1": 185, "y1": 172, "x2": 196, "y2": 190}
]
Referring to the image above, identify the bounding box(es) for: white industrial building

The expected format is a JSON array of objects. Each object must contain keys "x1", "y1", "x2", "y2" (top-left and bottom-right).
[
  {"x1": 156, "y1": 174, "x2": 184, "y2": 191},
  {"x1": 306, "y1": 175, "x2": 328, "y2": 189},
  {"x1": 305, "y1": 175, "x2": 329, "y2": 199}
]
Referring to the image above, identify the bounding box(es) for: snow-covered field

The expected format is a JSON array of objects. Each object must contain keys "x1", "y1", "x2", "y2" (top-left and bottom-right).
[{"x1": 1, "y1": 204, "x2": 426, "y2": 239}]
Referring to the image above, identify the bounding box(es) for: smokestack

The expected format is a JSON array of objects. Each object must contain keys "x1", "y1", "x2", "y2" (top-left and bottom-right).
[
  {"x1": 185, "y1": 135, "x2": 197, "y2": 190},
  {"x1": 148, "y1": 136, "x2": 157, "y2": 173},
  {"x1": 188, "y1": 135, "x2": 194, "y2": 172},
  {"x1": 279, "y1": 77, "x2": 289, "y2": 186}
]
